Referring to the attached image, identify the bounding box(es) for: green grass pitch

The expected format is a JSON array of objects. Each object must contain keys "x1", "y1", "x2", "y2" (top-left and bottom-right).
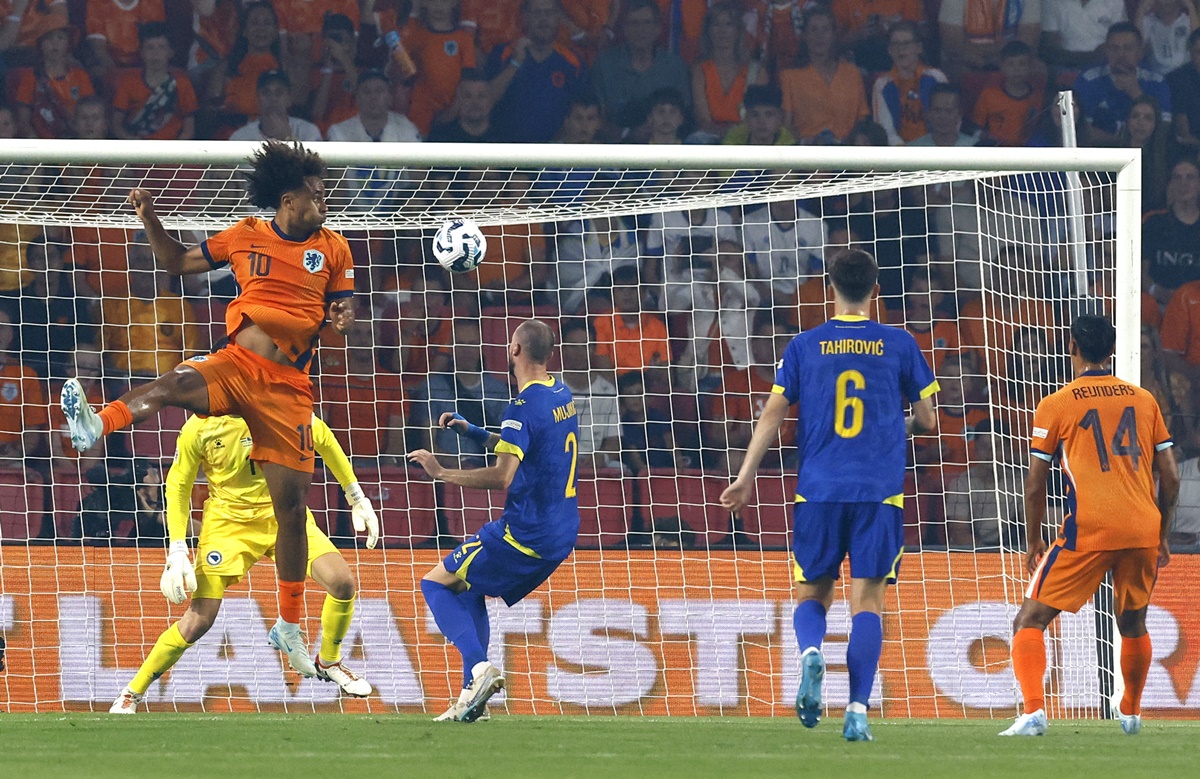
[{"x1": 2, "y1": 714, "x2": 1195, "y2": 778}]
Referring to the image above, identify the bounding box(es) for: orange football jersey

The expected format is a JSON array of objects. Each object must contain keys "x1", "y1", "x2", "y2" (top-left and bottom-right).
[
  {"x1": 1030, "y1": 371, "x2": 1173, "y2": 551},
  {"x1": 201, "y1": 217, "x2": 354, "y2": 370}
]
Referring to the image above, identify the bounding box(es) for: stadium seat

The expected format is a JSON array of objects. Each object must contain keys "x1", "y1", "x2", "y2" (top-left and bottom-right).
[
  {"x1": 575, "y1": 468, "x2": 634, "y2": 549},
  {"x1": 129, "y1": 404, "x2": 189, "y2": 463},
  {"x1": 440, "y1": 483, "x2": 506, "y2": 540},
  {"x1": 742, "y1": 470, "x2": 794, "y2": 550},
  {"x1": 636, "y1": 469, "x2": 734, "y2": 548},
  {"x1": 0, "y1": 470, "x2": 46, "y2": 540},
  {"x1": 351, "y1": 466, "x2": 439, "y2": 545},
  {"x1": 49, "y1": 467, "x2": 90, "y2": 539}
]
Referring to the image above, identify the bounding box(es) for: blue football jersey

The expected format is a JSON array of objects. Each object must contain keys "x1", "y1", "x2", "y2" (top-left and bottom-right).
[
  {"x1": 773, "y1": 316, "x2": 938, "y2": 504},
  {"x1": 494, "y1": 378, "x2": 582, "y2": 560}
]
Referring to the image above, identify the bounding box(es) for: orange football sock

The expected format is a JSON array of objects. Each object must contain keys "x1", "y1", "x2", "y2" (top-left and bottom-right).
[
  {"x1": 278, "y1": 580, "x2": 306, "y2": 625},
  {"x1": 1120, "y1": 634, "x2": 1152, "y2": 716},
  {"x1": 98, "y1": 400, "x2": 133, "y2": 436},
  {"x1": 1011, "y1": 627, "x2": 1047, "y2": 714}
]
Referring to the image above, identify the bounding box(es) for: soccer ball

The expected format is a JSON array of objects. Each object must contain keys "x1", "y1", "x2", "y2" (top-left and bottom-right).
[{"x1": 432, "y1": 218, "x2": 486, "y2": 274}]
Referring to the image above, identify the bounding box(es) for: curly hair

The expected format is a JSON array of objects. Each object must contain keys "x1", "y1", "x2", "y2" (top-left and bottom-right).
[{"x1": 243, "y1": 140, "x2": 326, "y2": 210}]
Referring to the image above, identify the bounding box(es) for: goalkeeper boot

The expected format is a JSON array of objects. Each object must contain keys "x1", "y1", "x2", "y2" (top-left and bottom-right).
[
  {"x1": 109, "y1": 686, "x2": 143, "y2": 715},
  {"x1": 457, "y1": 661, "x2": 504, "y2": 723},
  {"x1": 842, "y1": 710, "x2": 874, "y2": 742},
  {"x1": 61, "y1": 378, "x2": 102, "y2": 452},
  {"x1": 315, "y1": 657, "x2": 372, "y2": 697},
  {"x1": 268, "y1": 619, "x2": 317, "y2": 678},
  {"x1": 998, "y1": 709, "x2": 1048, "y2": 736},
  {"x1": 795, "y1": 647, "x2": 825, "y2": 728}
]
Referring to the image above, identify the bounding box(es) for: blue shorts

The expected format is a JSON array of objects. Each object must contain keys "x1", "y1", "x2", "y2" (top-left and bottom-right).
[
  {"x1": 443, "y1": 521, "x2": 565, "y2": 606},
  {"x1": 792, "y1": 501, "x2": 904, "y2": 583}
]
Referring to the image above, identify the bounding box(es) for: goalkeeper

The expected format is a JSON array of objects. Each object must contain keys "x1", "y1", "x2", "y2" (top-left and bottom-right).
[{"x1": 110, "y1": 413, "x2": 380, "y2": 713}]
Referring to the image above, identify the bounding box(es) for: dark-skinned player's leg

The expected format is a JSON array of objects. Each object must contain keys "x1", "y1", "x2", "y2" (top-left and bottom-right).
[
  {"x1": 262, "y1": 461, "x2": 318, "y2": 677},
  {"x1": 62, "y1": 364, "x2": 210, "y2": 452}
]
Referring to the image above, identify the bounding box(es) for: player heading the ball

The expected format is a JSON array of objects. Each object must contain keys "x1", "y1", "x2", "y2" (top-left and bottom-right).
[
  {"x1": 110, "y1": 413, "x2": 380, "y2": 713},
  {"x1": 721, "y1": 249, "x2": 938, "y2": 742},
  {"x1": 1000, "y1": 315, "x2": 1179, "y2": 738},
  {"x1": 408, "y1": 319, "x2": 580, "y2": 723},
  {"x1": 60, "y1": 141, "x2": 355, "y2": 677}
]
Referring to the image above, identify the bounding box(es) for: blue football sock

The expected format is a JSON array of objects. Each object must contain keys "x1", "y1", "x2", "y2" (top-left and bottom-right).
[
  {"x1": 793, "y1": 600, "x2": 827, "y2": 654},
  {"x1": 421, "y1": 580, "x2": 487, "y2": 685},
  {"x1": 460, "y1": 589, "x2": 490, "y2": 688},
  {"x1": 847, "y1": 611, "x2": 883, "y2": 707}
]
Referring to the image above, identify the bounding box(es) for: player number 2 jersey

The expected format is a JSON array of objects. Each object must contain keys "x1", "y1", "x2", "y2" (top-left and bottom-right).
[
  {"x1": 201, "y1": 217, "x2": 355, "y2": 371},
  {"x1": 1030, "y1": 371, "x2": 1173, "y2": 551},
  {"x1": 493, "y1": 378, "x2": 582, "y2": 561},
  {"x1": 773, "y1": 316, "x2": 938, "y2": 504}
]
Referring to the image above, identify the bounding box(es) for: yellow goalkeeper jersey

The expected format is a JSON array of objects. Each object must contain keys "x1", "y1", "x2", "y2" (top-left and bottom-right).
[{"x1": 165, "y1": 414, "x2": 357, "y2": 543}]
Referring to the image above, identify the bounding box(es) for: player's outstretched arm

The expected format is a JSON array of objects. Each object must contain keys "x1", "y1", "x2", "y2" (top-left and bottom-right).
[
  {"x1": 1154, "y1": 445, "x2": 1181, "y2": 568},
  {"x1": 1022, "y1": 456, "x2": 1052, "y2": 577},
  {"x1": 720, "y1": 392, "x2": 790, "y2": 516},
  {"x1": 311, "y1": 415, "x2": 379, "y2": 548},
  {"x1": 408, "y1": 448, "x2": 520, "y2": 490},
  {"x1": 128, "y1": 188, "x2": 212, "y2": 275},
  {"x1": 438, "y1": 411, "x2": 501, "y2": 449},
  {"x1": 160, "y1": 421, "x2": 202, "y2": 604}
]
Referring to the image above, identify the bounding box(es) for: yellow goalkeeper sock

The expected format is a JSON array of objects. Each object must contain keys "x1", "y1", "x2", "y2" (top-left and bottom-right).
[
  {"x1": 319, "y1": 594, "x2": 355, "y2": 665},
  {"x1": 129, "y1": 623, "x2": 193, "y2": 695}
]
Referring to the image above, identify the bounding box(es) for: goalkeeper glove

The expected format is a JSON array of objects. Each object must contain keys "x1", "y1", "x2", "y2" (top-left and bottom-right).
[
  {"x1": 160, "y1": 540, "x2": 197, "y2": 605},
  {"x1": 448, "y1": 412, "x2": 490, "y2": 445},
  {"x1": 345, "y1": 481, "x2": 380, "y2": 549}
]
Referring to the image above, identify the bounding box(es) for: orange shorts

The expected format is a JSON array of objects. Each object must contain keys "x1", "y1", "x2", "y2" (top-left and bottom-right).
[
  {"x1": 181, "y1": 343, "x2": 316, "y2": 473},
  {"x1": 1026, "y1": 542, "x2": 1158, "y2": 614}
]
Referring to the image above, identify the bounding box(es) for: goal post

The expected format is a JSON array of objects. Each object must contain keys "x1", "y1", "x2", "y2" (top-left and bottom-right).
[{"x1": 0, "y1": 140, "x2": 1173, "y2": 719}]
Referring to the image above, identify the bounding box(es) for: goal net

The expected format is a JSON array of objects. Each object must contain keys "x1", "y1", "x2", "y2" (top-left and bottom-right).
[{"x1": 1, "y1": 140, "x2": 1178, "y2": 719}]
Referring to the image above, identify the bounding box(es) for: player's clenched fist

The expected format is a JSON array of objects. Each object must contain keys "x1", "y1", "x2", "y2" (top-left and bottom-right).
[
  {"x1": 128, "y1": 188, "x2": 157, "y2": 222},
  {"x1": 328, "y1": 298, "x2": 355, "y2": 335}
]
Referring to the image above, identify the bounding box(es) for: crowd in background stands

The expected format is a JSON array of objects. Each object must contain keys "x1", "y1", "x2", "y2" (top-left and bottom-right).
[{"x1": 0, "y1": 0, "x2": 1197, "y2": 549}]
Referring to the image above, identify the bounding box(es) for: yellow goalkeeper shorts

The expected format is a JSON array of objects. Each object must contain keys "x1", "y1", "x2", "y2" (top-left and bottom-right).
[{"x1": 193, "y1": 506, "x2": 340, "y2": 599}]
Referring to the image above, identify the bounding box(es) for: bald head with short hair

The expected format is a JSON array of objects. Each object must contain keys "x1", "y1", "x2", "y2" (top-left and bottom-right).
[{"x1": 515, "y1": 319, "x2": 555, "y2": 365}]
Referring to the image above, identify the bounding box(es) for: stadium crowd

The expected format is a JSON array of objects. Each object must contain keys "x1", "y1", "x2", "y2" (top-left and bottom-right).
[{"x1": 0, "y1": 0, "x2": 1197, "y2": 551}]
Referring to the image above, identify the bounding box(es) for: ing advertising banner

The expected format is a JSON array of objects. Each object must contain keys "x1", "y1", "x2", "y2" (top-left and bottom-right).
[{"x1": 2, "y1": 548, "x2": 1200, "y2": 717}]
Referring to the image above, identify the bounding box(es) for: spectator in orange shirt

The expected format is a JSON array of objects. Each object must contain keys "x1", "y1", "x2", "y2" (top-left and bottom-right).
[
  {"x1": 273, "y1": 0, "x2": 359, "y2": 89},
  {"x1": 937, "y1": 0, "x2": 1040, "y2": 86},
  {"x1": 745, "y1": 0, "x2": 806, "y2": 74},
  {"x1": 399, "y1": 0, "x2": 478, "y2": 137},
  {"x1": 779, "y1": 7, "x2": 870, "y2": 144},
  {"x1": 833, "y1": 0, "x2": 925, "y2": 72},
  {"x1": 1161, "y1": 279, "x2": 1200, "y2": 382},
  {"x1": 112, "y1": 22, "x2": 199, "y2": 141},
  {"x1": 0, "y1": 308, "x2": 48, "y2": 463},
  {"x1": 309, "y1": 12, "x2": 360, "y2": 133},
  {"x1": 904, "y1": 273, "x2": 960, "y2": 370},
  {"x1": 85, "y1": 0, "x2": 166, "y2": 87},
  {"x1": 690, "y1": 2, "x2": 767, "y2": 142},
  {"x1": 99, "y1": 242, "x2": 204, "y2": 379},
  {"x1": 15, "y1": 23, "x2": 95, "y2": 139},
  {"x1": 204, "y1": 2, "x2": 285, "y2": 131},
  {"x1": 871, "y1": 22, "x2": 947, "y2": 145},
  {"x1": 592, "y1": 265, "x2": 670, "y2": 384},
  {"x1": 971, "y1": 40, "x2": 1043, "y2": 147}
]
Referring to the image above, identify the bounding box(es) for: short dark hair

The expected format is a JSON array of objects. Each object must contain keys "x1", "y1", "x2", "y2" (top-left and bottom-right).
[
  {"x1": 256, "y1": 68, "x2": 290, "y2": 91},
  {"x1": 647, "y1": 87, "x2": 687, "y2": 113},
  {"x1": 322, "y1": 12, "x2": 356, "y2": 35},
  {"x1": 356, "y1": 68, "x2": 389, "y2": 87},
  {"x1": 611, "y1": 265, "x2": 641, "y2": 286},
  {"x1": 568, "y1": 90, "x2": 601, "y2": 111},
  {"x1": 1000, "y1": 39, "x2": 1032, "y2": 59},
  {"x1": 617, "y1": 370, "x2": 644, "y2": 395},
  {"x1": 1071, "y1": 315, "x2": 1116, "y2": 364},
  {"x1": 516, "y1": 319, "x2": 555, "y2": 365},
  {"x1": 244, "y1": 141, "x2": 327, "y2": 210},
  {"x1": 742, "y1": 83, "x2": 782, "y2": 111},
  {"x1": 624, "y1": 0, "x2": 661, "y2": 22},
  {"x1": 829, "y1": 249, "x2": 879, "y2": 303},
  {"x1": 138, "y1": 21, "x2": 170, "y2": 46},
  {"x1": 1107, "y1": 21, "x2": 1142, "y2": 41},
  {"x1": 930, "y1": 83, "x2": 961, "y2": 103}
]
